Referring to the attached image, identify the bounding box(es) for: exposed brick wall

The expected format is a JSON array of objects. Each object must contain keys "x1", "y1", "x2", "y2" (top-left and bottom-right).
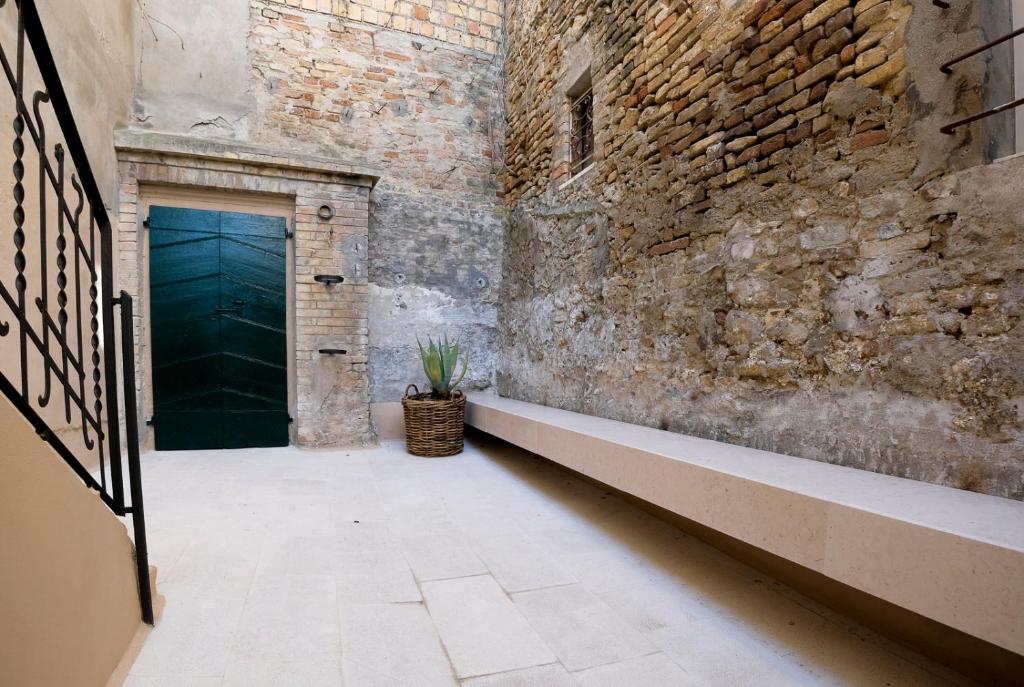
[
  {"x1": 267, "y1": 0, "x2": 503, "y2": 53},
  {"x1": 292, "y1": 188, "x2": 373, "y2": 447},
  {"x1": 506, "y1": 0, "x2": 909, "y2": 207},
  {"x1": 500, "y1": 0, "x2": 1024, "y2": 498},
  {"x1": 248, "y1": 1, "x2": 506, "y2": 403}
]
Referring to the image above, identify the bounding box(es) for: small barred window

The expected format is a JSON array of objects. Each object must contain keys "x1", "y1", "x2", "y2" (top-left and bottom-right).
[{"x1": 570, "y1": 88, "x2": 594, "y2": 175}]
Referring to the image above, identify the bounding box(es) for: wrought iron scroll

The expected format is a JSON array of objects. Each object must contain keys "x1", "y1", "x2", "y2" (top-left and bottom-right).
[
  {"x1": 0, "y1": 0, "x2": 151, "y2": 623},
  {"x1": 0, "y1": 0, "x2": 111, "y2": 492}
]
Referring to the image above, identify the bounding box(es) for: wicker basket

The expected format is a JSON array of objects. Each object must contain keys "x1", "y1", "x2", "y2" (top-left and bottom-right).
[{"x1": 401, "y1": 385, "x2": 466, "y2": 457}]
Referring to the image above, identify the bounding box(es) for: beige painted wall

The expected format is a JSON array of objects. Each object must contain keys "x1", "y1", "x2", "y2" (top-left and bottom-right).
[
  {"x1": 0, "y1": 395, "x2": 141, "y2": 687},
  {"x1": 133, "y1": 0, "x2": 252, "y2": 138}
]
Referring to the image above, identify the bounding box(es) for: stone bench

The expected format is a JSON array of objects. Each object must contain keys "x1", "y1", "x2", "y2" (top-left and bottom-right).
[{"x1": 465, "y1": 393, "x2": 1024, "y2": 659}]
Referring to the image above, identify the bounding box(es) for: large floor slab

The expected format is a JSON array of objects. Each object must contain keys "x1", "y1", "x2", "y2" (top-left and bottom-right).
[
  {"x1": 340, "y1": 603, "x2": 457, "y2": 687},
  {"x1": 422, "y1": 574, "x2": 556, "y2": 678},
  {"x1": 123, "y1": 438, "x2": 979, "y2": 686},
  {"x1": 466, "y1": 393, "x2": 1024, "y2": 657}
]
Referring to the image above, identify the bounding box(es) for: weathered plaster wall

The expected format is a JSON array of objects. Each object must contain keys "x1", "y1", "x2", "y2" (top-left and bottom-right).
[
  {"x1": 501, "y1": 0, "x2": 1024, "y2": 499},
  {"x1": 267, "y1": 0, "x2": 502, "y2": 53},
  {"x1": 133, "y1": 0, "x2": 254, "y2": 138},
  {"x1": 129, "y1": 0, "x2": 505, "y2": 410}
]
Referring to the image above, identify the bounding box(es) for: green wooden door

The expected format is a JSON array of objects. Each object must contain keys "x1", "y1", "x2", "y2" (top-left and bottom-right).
[{"x1": 149, "y1": 206, "x2": 289, "y2": 450}]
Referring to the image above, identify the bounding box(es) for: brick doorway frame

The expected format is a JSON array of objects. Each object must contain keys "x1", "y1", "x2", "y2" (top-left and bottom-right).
[{"x1": 115, "y1": 132, "x2": 381, "y2": 449}]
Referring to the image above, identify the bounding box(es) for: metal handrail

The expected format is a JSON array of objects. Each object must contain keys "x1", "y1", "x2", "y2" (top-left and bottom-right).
[
  {"x1": 935, "y1": 0, "x2": 1024, "y2": 135},
  {"x1": 116, "y1": 290, "x2": 154, "y2": 624},
  {"x1": 940, "y1": 26, "x2": 1024, "y2": 74},
  {"x1": 940, "y1": 96, "x2": 1024, "y2": 135},
  {"x1": 1, "y1": 0, "x2": 152, "y2": 624}
]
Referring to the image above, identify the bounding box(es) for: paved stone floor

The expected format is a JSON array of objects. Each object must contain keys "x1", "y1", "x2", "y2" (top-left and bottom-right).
[{"x1": 123, "y1": 435, "x2": 977, "y2": 686}]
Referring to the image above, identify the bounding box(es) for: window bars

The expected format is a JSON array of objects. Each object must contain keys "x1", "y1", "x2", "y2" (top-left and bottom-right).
[
  {"x1": 0, "y1": 0, "x2": 152, "y2": 624},
  {"x1": 934, "y1": 0, "x2": 1024, "y2": 135},
  {"x1": 570, "y1": 88, "x2": 594, "y2": 175}
]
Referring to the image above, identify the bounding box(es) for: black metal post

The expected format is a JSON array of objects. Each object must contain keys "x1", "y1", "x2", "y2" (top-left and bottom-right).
[
  {"x1": 116, "y1": 291, "x2": 153, "y2": 625},
  {"x1": 100, "y1": 217, "x2": 125, "y2": 510}
]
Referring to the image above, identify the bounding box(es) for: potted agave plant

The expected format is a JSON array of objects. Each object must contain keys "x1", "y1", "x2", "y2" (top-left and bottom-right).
[{"x1": 402, "y1": 335, "x2": 469, "y2": 457}]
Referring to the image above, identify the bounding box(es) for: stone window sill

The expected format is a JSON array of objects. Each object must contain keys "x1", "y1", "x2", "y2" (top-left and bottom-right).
[
  {"x1": 994, "y1": 149, "x2": 1024, "y2": 164},
  {"x1": 558, "y1": 162, "x2": 596, "y2": 191}
]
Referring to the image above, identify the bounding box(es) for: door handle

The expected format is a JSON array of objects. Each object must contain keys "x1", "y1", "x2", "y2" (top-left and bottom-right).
[{"x1": 214, "y1": 299, "x2": 245, "y2": 315}]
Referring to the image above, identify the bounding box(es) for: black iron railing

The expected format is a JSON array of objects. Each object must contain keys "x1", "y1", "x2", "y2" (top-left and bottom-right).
[{"x1": 0, "y1": 0, "x2": 152, "y2": 624}]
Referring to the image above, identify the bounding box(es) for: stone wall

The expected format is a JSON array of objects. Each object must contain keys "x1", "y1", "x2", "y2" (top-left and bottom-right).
[
  {"x1": 129, "y1": 0, "x2": 505, "y2": 430},
  {"x1": 501, "y1": 0, "x2": 1024, "y2": 499},
  {"x1": 271, "y1": 0, "x2": 502, "y2": 53}
]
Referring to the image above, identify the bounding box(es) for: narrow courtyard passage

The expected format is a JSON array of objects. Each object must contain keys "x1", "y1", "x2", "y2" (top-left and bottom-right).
[{"x1": 124, "y1": 436, "x2": 977, "y2": 686}]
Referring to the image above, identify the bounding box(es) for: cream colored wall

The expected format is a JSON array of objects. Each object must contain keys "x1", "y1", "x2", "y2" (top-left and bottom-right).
[
  {"x1": 133, "y1": 0, "x2": 252, "y2": 138},
  {"x1": 0, "y1": 394, "x2": 141, "y2": 687}
]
